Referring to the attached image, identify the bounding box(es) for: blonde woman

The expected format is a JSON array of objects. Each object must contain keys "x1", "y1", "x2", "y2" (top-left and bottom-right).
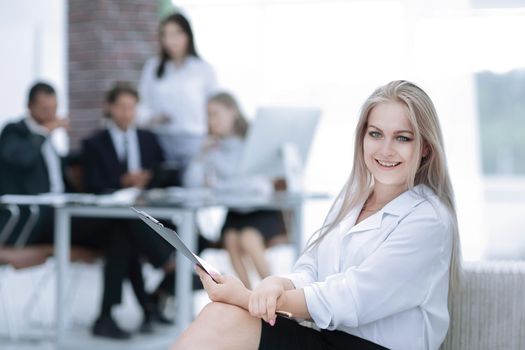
[{"x1": 172, "y1": 81, "x2": 461, "y2": 350}]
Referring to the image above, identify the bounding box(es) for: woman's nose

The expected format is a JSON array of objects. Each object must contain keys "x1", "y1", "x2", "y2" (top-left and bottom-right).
[{"x1": 378, "y1": 139, "x2": 395, "y2": 158}]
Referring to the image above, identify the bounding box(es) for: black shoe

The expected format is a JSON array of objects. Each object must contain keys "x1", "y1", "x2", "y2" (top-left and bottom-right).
[
  {"x1": 150, "y1": 308, "x2": 174, "y2": 325},
  {"x1": 139, "y1": 313, "x2": 154, "y2": 334},
  {"x1": 92, "y1": 315, "x2": 132, "y2": 340},
  {"x1": 146, "y1": 294, "x2": 174, "y2": 325}
]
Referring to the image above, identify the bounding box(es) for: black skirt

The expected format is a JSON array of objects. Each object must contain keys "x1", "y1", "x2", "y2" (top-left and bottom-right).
[
  {"x1": 220, "y1": 209, "x2": 285, "y2": 241},
  {"x1": 258, "y1": 316, "x2": 388, "y2": 350}
]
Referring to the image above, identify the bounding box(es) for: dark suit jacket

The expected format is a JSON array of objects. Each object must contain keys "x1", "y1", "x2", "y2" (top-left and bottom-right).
[
  {"x1": 0, "y1": 119, "x2": 64, "y2": 195},
  {"x1": 82, "y1": 128, "x2": 165, "y2": 194},
  {"x1": 0, "y1": 119, "x2": 77, "y2": 245}
]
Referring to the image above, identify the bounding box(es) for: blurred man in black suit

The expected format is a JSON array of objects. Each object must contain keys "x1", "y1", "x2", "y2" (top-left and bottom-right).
[{"x1": 83, "y1": 82, "x2": 178, "y2": 332}]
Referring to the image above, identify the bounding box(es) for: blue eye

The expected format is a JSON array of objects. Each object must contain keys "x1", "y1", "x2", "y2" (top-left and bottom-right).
[
  {"x1": 369, "y1": 131, "x2": 381, "y2": 138},
  {"x1": 396, "y1": 136, "x2": 412, "y2": 142}
]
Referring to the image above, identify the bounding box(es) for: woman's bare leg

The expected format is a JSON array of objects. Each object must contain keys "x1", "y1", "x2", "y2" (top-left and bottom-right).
[
  {"x1": 223, "y1": 230, "x2": 251, "y2": 288},
  {"x1": 171, "y1": 302, "x2": 262, "y2": 350},
  {"x1": 239, "y1": 228, "x2": 271, "y2": 280}
]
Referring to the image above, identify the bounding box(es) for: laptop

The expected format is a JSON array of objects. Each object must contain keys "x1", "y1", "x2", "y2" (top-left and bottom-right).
[{"x1": 130, "y1": 207, "x2": 220, "y2": 281}]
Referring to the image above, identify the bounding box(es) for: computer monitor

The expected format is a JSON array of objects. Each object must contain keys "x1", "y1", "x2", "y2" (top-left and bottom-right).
[{"x1": 239, "y1": 107, "x2": 321, "y2": 192}]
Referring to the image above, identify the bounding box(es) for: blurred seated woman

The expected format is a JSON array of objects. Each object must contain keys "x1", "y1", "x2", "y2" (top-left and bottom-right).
[{"x1": 184, "y1": 92, "x2": 286, "y2": 289}]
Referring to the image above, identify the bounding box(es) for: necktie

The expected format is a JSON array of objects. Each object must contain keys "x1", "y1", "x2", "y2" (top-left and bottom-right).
[{"x1": 121, "y1": 135, "x2": 129, "y2": 172}]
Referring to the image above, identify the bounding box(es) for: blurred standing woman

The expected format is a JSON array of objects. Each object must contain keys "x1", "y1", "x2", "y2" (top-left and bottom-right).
[{"x1": 138, "y1": 12, "x2": 217, "y2": 175}]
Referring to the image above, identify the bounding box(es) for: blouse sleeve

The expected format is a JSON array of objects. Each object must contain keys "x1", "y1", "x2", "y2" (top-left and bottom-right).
[{"x1": 280, "y1": 243, "x2": 319, "y2": 289}]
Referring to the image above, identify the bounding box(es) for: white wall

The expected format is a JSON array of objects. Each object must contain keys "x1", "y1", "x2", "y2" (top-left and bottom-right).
[
  {"x1": 174, "y1": 0, "x2": 492, "y2": 260},
  {"x1": 0, "y1": 0, "x2": 67, "y2": 129}
]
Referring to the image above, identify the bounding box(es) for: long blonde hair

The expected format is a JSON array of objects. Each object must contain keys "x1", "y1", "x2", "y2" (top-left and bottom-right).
[{"x1": 307, "y1": 80, "x2": 462, "y2": 299}]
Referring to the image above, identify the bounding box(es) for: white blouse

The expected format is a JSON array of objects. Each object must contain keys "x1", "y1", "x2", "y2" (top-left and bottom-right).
[
  {"x1": 137, "y1": 56, "x2": 217, "y2": 136},
  {"x1": 284, "y1": 185, "x2": 453, "y2": 350},
  {"x1": 183, "y1": 136, "x2": 273, "y2": 197}
]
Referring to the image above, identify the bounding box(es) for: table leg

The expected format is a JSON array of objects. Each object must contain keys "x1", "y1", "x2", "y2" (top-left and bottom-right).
[
  {"x1": 175, "y1": 209, "x2": 196, "y2": 333},
  {"x1": 54, "y1": 207, "x2": 70, "y2": 346}
]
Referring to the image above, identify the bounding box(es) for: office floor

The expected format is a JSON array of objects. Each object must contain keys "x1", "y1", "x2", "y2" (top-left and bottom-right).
[{"x1": 0, "y1": 246, "x2": 294, "y2": 349}]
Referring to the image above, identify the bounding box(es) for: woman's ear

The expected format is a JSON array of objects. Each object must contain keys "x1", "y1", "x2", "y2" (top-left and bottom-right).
[{"x1": 422, "y1": 144, "x2": 430, "y2": 159}]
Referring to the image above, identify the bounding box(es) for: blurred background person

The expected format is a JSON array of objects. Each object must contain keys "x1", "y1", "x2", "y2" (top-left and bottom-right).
[
  {"x1": 83, "y1": 82, "x2": 164, "y2": 194},
  {"x1": 184, "y1": 92, "x2": 286, "y2": 289},
  {"x1": 82, "y1": 81, "x2": 178, "y2": 329},
  {"x1": 138, "y1": 12, "x2": 218, "y2": 179}
]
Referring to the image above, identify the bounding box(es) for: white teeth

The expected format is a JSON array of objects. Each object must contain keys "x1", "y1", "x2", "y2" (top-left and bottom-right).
[{"x1": 377, "y1": 160, "x2": 401, "y2": 167}]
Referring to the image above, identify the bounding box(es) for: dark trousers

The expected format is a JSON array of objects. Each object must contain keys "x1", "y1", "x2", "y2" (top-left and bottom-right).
[
  {"x1": 127, "y1": 218, "x2": 213, "y2": 295},
  {"x1": 127, "y1": 219, "x2": 175, "y2": 295},
  {"x1": 102, "y1": 222, "x2": 148, "y2": 314},
  {"x1": 259, "y1": 316, "x2": 389, "y2": 350}
]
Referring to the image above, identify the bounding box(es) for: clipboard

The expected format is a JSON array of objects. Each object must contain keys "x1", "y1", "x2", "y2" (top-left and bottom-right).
[{"x1": 130, "y1": 207, "x2": 220, "y2": 281}]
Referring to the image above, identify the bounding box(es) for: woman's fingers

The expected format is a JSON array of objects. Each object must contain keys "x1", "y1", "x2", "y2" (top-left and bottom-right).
[
  {"x1": 195, "y1": 266, "x2": 207, "y2": 282},
  {"x1": 251, "y1": 296, "x2": 259, "y2": 317},
  {"x1": 258, "y1": 295, "x2": 267, "y2": 318},
  {"x1": 249, "y1": 290, "x2": 278, "y2": 325},
  {"x1": 249, "y1": 293, "x2": 257, "y2": 317},
  {"x1": 196, "y1": 265, "x2": 214, "y2": 291},
  {"x1": 266, "y1": 297, "x2": 277, "y2": 326},
  {"x1": 210, "y1": 272, "x2": 224, "y2": 284},
  {"x1": 251, "y1": 295, "x2": 261, "y2": 318}
]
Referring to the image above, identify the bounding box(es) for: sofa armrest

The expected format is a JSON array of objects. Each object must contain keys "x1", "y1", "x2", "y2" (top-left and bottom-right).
[{"x1": 441, "y1": 261, "x2": 525, "y2": 350}]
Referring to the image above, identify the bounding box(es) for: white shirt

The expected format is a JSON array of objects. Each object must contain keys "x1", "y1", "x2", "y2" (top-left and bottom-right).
[
  {"x1": 107, "y1": 121, "x2": 141, "y2": 172},
  {"x1": 283, "y1": 185, "x2": 453, "y2": 350},
  {"x1": 138, "y1": 56, "x2": 217, "y2": 136},
  {"x1": 24, "y1": 116, "x2": 65, "y2": 193},
  {"x1": 183, "y1": 136, "x2": 273, "y2": 197}
]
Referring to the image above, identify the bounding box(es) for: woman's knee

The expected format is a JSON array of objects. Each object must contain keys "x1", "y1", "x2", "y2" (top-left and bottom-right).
[
  {"x1": 201, "y1": 302, "x2": 262, "y2": 341},
  {"x1": 239, "y1": 229, "x2": 264, "y2": 251},
  {"x1": 223, "y1": 230, "x2": 241, "y2": 253},
  {"x1": 173, "y1": 302, "x2": 261, "y2": 350},
  {"x1": 200, "y1": 301, "x2": 246, "y2": 320}
]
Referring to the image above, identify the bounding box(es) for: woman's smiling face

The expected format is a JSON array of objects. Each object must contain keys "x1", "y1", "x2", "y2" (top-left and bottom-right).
[{"x1": 363, "y1": 101, "x2": 419, "y2": 188}]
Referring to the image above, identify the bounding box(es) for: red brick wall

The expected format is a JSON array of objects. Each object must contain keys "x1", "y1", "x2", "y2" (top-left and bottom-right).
[{"x1": 68, "y1": 0, "x2": 159, "y2": 150}]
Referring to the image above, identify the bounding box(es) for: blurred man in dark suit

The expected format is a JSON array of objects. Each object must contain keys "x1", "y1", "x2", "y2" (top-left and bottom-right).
[{"x1": 83, "y1": 82, "x2": 178, "y2": 331}]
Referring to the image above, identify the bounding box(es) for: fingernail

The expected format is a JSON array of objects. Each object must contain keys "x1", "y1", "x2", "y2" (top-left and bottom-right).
[{"x1": 269, "y1": 319, "x2": 275, "y2": 326}]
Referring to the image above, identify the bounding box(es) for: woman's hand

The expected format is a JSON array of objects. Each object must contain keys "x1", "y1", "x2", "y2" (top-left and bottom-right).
[
  {"x1": 249, "y1": 276, "x2": 287, "y2": 326},
  {"x1": 196, "y1": 266, "x2": 251, "y2": 310}
]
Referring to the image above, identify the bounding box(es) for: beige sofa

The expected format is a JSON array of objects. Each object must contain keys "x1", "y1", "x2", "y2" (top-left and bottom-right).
[{"x1": 441, "y1": 261, "x2": 525, "y2": 350}]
